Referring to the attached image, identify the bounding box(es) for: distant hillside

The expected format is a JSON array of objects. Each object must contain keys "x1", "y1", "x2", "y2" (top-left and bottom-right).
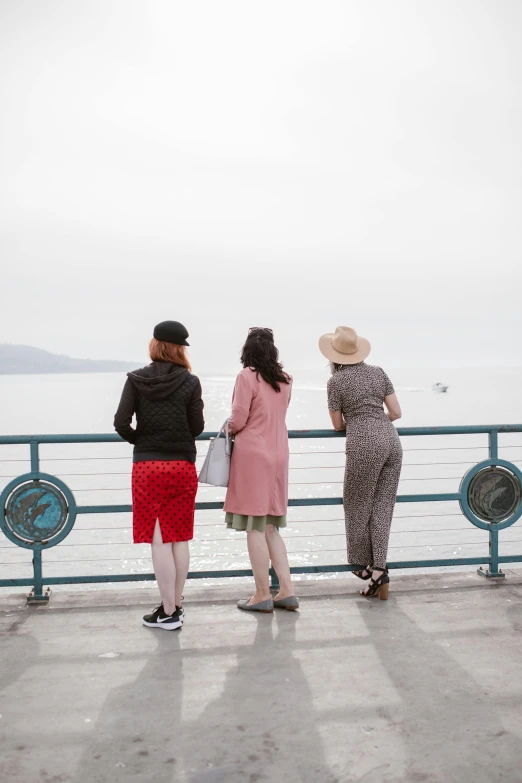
[{"x1": 0, "y1": 344, "x2": 138, "y2": 374}]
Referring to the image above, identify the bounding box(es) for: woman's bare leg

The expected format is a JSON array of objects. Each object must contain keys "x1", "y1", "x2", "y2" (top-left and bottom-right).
[
  {"x1": 246, "y1": 530, "x2": 271, "y2": 604},
  {"x1": 151, "y1": 520, "x2": 176, "y2": 615},
  {"x1": 265, "y1": 524, "x2": 295, "y2": 599},
  {"x1": 172, "y1": 541, "x2": 190, "y2": 608}
]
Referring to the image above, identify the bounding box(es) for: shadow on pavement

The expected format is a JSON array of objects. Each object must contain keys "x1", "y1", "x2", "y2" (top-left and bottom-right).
[
  {"x1": 359, "y1": 593, "x2": 522, "y2": 783},
  {"x1": 74, "y1": 611, "x2": 337, "y2": 783}
]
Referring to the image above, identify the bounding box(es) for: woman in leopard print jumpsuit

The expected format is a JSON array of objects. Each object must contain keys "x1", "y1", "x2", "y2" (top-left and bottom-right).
[{"x1": 319, "y1": 327, "x2": 403, "y2": 597}]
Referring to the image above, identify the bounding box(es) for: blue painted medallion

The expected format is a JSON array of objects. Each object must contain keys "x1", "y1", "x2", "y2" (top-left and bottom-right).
[{"x1": 5, "y1": 481, "x2": 68, "y2": 543}]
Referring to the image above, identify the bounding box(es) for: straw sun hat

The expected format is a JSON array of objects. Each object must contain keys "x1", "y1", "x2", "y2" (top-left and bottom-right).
[{"x1": 318, "y1": 326, "x2": 371, "y2": 365}]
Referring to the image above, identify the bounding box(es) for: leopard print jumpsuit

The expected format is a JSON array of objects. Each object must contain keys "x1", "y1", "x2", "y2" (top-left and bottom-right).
[{"x1": 327, "y1": 363, "x2": 402, "y2": 570}]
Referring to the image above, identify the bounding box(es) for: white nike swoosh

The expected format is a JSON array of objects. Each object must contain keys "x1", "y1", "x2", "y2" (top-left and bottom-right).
[{"x1": 157, "y1": 616, "x2": 177, "y2": 623}]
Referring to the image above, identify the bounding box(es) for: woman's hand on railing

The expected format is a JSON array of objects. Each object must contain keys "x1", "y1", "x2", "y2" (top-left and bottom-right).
[
  {"x1": 329, "y1": 410, "x2": 346, "y2": 432},
  {"x1": 384, "y1": 393, "x2": 402, "y2": 423}
]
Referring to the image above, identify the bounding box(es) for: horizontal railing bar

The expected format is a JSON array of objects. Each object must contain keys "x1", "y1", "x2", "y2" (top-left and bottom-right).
[
  {"x1": 289, "y1": 498, "x2": 342, "y2": 507},
  {"x1": 10, "y1": 555, "x2": 522, "y2": 589},
  {"x1": 77, "y1": 504, "x2": 132, "y2": 514},
  {"x1": 0, "y1": 575, "x2": 158, "y2": 585},
  {"x1": 289, "y1": 427, "x2": 522, "y2": 437},
  {"x1": 398, "y1": 426, "x2": 522, "y2": 436},
  {"x1": 75, "y1": 493, "x2": 461, "y2": 515},
  {"x1": 1, "y1": 424, "x2": 522, "y2": 445},
  {"x1": 5, "y1": 554, "x2": 522, "y2": 590},
  {"x1": 498, "y1": 556, "x2": 522, "y2": 563},
  {"x1": 288, "y1": 557, "x2": 492, "y2": 571},
  {"x1": 396, "y1": 493, "x2": 461, "y2": 503}
]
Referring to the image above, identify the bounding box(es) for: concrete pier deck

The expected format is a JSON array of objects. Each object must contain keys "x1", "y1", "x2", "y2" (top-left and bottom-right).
[{"x1": 1, "y1": 571, "x2": 522, "y2": 783}]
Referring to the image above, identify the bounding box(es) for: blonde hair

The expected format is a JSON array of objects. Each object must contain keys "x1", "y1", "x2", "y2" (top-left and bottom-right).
[{"x1": 149, "y1": 338, "x2": 191, "y2": 371}]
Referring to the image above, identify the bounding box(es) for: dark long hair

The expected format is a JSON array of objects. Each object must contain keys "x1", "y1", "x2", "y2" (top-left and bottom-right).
[{"x1": 240, "y1": 328, "x2": 290, "y2": 392}]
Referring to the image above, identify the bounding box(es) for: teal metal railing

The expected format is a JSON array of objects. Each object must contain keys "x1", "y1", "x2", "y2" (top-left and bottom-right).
[{"x1": 1, "y1": 425, "x2": 522, "y2": 601}]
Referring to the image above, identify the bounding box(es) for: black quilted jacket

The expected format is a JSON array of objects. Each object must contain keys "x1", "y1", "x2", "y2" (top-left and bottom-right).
[{"x1": 113, "y1": 362, "x2": 205, "y2": 462}]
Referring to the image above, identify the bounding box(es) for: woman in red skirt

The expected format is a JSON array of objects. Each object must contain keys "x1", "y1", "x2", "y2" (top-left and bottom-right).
[{"x1": 114, "y1": 321, "x2": 204, "y2": 630}]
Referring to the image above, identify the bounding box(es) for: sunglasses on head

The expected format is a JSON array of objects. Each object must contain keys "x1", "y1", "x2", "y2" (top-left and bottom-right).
[{"x1": 248, "y1": 327, "x2": 273, "y2": 335}]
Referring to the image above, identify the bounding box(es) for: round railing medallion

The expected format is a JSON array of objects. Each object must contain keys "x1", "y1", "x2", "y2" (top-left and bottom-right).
[
  {"x1": 468, "y1": 466, "x2": 521, "y2": 523},
  {"x1": 5, "y1": 480, "x2": 68, "y2": 544}
]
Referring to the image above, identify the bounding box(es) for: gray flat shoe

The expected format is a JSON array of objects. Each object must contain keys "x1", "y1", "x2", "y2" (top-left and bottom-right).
[
  {"x1": 273, "y1": 596, "x2": 299, "y2": 611},
  {"x1": 237, "y1": 598, "x2": 274, "y2": 613}
]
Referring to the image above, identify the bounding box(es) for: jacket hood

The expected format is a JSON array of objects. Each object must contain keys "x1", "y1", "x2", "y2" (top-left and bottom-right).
[{"x1": 127, "y1": 362, "x2": 190, "y2": 401}]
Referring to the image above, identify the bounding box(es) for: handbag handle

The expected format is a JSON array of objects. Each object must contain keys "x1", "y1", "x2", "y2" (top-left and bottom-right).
[{"x1": 217, "y1": 419, "x2": 233, "y2": 457}]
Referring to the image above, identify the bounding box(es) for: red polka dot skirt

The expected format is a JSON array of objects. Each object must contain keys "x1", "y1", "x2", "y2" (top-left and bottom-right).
[{"x1": 132, "y1": 460, "x2": 198, "y2": 544}]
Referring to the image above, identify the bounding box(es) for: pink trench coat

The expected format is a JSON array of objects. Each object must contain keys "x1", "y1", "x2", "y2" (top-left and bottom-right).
[{"x1": 224, "y1": 369, "x2": 292, "y2": 517}]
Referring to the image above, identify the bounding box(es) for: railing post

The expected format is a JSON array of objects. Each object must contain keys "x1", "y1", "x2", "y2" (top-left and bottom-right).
[
  {"x1": 478, "y1": 430, "x2": 505, "y2": 579},
  {"x1": 270, "y1": 567, "x2": 279, "y2": 592},
  {"x1": 27, "y1": 442, "x2": 50, "y2": 602},
  {"x1": 488, "y1": 430, "x2": 498, "y2": 460},
  {"x1": 30, "y1": 439, "x2": 39, "y2": 474},
  {"x1": 489, "y1": 529, "x2": 501, "y2": 575},
  {"x1": 478, "y1": 528, "x2": 504, "y2": 579},
  {"x1": 28, "y1": 546, "x2": 49, "y2": 603}
]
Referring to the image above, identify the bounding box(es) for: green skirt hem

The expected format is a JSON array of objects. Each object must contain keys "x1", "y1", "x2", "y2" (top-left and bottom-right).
[{"x1": 225, "y1": 513, "x2": 287, "y2": 532}]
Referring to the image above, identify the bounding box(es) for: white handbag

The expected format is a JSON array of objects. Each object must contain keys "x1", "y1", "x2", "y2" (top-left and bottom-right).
[{"x1": 198, "y1": 420, "x2": 234, "y2": 487}]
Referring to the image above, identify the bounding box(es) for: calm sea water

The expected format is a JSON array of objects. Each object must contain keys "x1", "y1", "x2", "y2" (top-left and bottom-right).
[{"x1": 1, "y1": 366, "x2": 522, "y2": 589}]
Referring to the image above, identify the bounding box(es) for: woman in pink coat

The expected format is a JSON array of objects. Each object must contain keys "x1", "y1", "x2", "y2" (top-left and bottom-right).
[{"x1": 225, "y1": 328, "x2": 298, "y2": 613}]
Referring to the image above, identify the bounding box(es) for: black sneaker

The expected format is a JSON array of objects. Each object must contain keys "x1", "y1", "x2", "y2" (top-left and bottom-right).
[
  {"x1": 146, "y1": 602, "x2": 185, "y2": 624},
  {"x1": 144, "y1": 602, "x2": 185, "y2": 624},
  {"x1": 142, "y1": 605, "x2": 182, "y2": 631}
]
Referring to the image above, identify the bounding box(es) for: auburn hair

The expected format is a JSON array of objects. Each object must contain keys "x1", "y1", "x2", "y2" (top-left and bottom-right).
[{"x1": 149, "y1": 338, "x2": 191, "y2": 371}]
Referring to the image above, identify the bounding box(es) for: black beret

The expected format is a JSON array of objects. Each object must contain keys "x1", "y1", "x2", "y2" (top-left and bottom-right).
[{"x1": 153, "y1": 321, "x2": 190, "y2": 346}]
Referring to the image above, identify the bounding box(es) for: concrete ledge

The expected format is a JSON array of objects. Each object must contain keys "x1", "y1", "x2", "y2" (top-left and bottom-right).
[
  {"x1": 1, "y1": 571, "x2": 522, "y2": 783},
  {"x1": 3, "y1": 567, "x2": 522, "y2": 612}
]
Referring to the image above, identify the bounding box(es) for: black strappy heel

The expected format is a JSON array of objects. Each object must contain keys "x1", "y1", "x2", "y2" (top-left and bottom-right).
[
  {"x1": 353, "y1": 565, "x2": 373, "y2": 581},
  {"x1": 360, "y1": 569, "x2": 390, "y2": 600}
]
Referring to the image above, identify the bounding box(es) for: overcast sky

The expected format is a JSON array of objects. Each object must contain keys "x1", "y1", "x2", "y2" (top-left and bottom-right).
[{"x1": 1, "y1": 0, "x2": 521, "y2": 371}]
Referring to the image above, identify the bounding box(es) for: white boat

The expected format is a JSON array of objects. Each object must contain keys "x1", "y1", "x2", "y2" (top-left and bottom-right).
[{"x1": 432, "y1": 382, "x2": 449, "y2": 393}]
